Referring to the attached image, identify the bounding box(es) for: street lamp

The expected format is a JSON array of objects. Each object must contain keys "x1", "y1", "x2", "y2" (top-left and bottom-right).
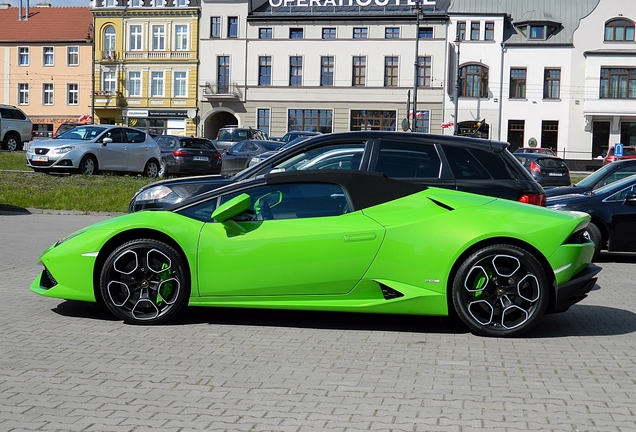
[
  {"x1": 453, "y1": 35, "x2": 461, "y2": 135},
  {"x1": 411, "y1": 0, "x2": 421, "y2": 132},
  {"x1": 86, "y1": 20, "x2": 95, "y2": 124}
]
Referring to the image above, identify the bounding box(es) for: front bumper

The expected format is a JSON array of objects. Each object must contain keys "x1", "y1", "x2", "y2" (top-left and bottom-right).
[{"x1": 550, "y1": 264, "x2": 601, "y2": 313}]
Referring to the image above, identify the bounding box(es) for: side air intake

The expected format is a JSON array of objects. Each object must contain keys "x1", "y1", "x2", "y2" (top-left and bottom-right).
[{"x1": 381, "y1": 284, "x2": 404, "y2": 300}]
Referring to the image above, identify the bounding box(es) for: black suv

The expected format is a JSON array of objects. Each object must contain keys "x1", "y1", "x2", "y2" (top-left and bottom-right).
[{"x1": 130, "y1": 131, "x2": 545, "y2": 212}]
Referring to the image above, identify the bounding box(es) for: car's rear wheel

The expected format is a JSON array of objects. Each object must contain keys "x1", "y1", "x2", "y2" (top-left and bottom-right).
[
  {"x1": 2, "y1": 133, "x2": 21, "y2": 151},
  {"x1": 586, "y1": 222, "x2": 602, "y2": 260},
  {"x1": 79, "y1": 155, "x2": 97, "y2": 175},
  {"x1": 100, "y1": 239, "x2": 189, "y2": 325},
  {"x1": 451, "y1": 244, "x2": 549, "y2": 337},
  {"x1": 144, "y1": 160, "x2": 160, "y2": 178}
]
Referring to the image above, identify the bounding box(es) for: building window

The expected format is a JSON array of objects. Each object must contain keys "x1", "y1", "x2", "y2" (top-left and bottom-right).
[
  {"x1": 175, "y1": 0, "x2": 188, "y2": 5},
  {"x1": 218, "y1": 56, "x2": 230, "y2": 93},
  {"x1": 173, "y1": 71, "x2": 187, "y2": 97},
  {"x1": 353, "y1": 27, "x2": 368, "y2": 38},
  {"x1": 459, "y1": 64, "x2": 489, "y2": 98},
  {"x1": 152, "y1": 25, "x2": 165, "y2": 50},
  {"x1": 320, "y1": 56, "x2": 334, "y2": 86},
  {"x1": 470, "y1": 22, "x2": 480, "y2": 40},
  {"x1": 104, "y1": 26, "x2": 116, "y2": 51},
  {"x1": 290, "y1": 28, "x2": 303, "y2": 39},
  {"x1": 130, "y1": 0, "x2": 142, "y2": 6},
  {"x1": 385, "y1": 27, "x2": 400, "y2": 38},
  {"x1": 414, "y1": 110, "x2": 430, "y2": 133},
  {"x1": 350, "y1": 110, "x2": 396, "y2": 131},
  {"x1": 417, "y1": 56, "x2": 431, "y2": 87},
  {"x1": 543, "y1": 68, "x2": 560, "y2": 99},
  {"x1": 485, "y1": 22, "x2": 494, "y2": 40},
  {"x1": 18, "y1": 47, "x2": 29, "y2": 66},
  {"x1": 384, "y1": 56, "x2": 399, "y2": 87},
  {"x1": 605, "y1": 19, "x2": 635, "y2": 41},
  {"x1": 103, "y1": 71, "x2": 116, "y2": 93},
  {"x1": 290, "y1": 56, "x2": 302, "y2": 86},
  {"x1": 257, "y1": 108, "x2": 270, "y2": 136},
  {"x1": 127, "y1": 71, "x2": 141, "y2": 97},
  {"x1": 67, "y1": 84, "x2": 79, "y2": 105},
  {"x1": 600, "y1": 68, "x2": 636, "y2": 99},
  {"x1": 418, "y1": 27, "x2": 433, "y2": 38},
  {"x1": 175, "y1": 25, "x2": 188, "y2": 50},
  {"x1": 530, "y1": 25, "x2": 545, "y2": 40},
  {"x1": 43, "y1": 47, "x2": 54, "y2": 66},
  {"x1": 104, "y1": 0, "x2": 115, "y2": 5},
  {"x1": 153, "y1": 0, "x2": 165, "y2": 6},
  {"x1": 19, "y1": 83, "x2": 29, "y2": 105},
  {"x1": 288, "y1": 109, "x2": 332, "y2": 133},
  {"x1": 457, "y1": 22, "x2": 466, "y2": 40},
  {"x1": 228, "y1": 17, "x2": 238, "y2": 38},
  {"x1": 541, "y1": 120, "x2": 558, "y2": 152},
  {"x1": 150, "y1": 71, "x2": 164, "y2": 97},
  {"x1": 210, "y1": 17, "x2": 221, "y2": 38},
  {"x1": 352, "y1": 56, "x2": 366, "y2": 87},
  {"x1": 67, "y1": 46, "x2": 79, "y2": 66},
  {"x1": 509, "y1": 68, "x2": 526, "y2": 98},
  {"x1": 259, "y1": 28, "x2": 272, "y2": 39},
  {"x1": 322, "y1": 28, "x2": 337, "y2": 39},
  {"x1": 258, "y1": 56, "x2": 272, "y2": 86},
  {"x1": 129, "y1": 25, "x2": 142, "y2": 50},
  {"x1": 507, "y1": 120, "x2": 525, "y2": 152},
  {"x1": 43, "y1": 83, "x2": 54, "y2": 105}
]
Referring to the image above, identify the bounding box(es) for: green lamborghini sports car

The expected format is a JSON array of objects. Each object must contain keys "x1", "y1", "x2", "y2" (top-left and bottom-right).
[{"x1": 31, "y1": 170, "x2": 601, "y2": 337}]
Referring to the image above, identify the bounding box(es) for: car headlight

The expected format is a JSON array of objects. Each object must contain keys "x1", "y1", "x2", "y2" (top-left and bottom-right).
[
  {"x1": 135, "y1": 185, "x2": 175, "y2": 203},
  {"x1": 54, "y1": 230, "x2": 85, "y2": 247},
  {"x1": 547, "y1": 203, "x2": 568, "y2": 210},
  {"x1": 52, "y1": 146, "x2": 75, "y2": 154}
]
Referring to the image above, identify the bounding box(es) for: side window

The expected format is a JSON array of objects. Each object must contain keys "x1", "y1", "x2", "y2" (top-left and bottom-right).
[
  {"x1": 220, "y1": 183, "x2": 350, "y2": 221},
  {"x1": 374, "y1": 140, "x2": 440, "y2": 178},
  {"x1": 442, "y1": 145, "x2": 491, "y2": 180},
  {"x1": 242, "y1": 142, "x2": 259, "y2": 152},
  {"x1": 103, "y1": 128, "x2": 124, "y2": 143},
  {"x1": 600, "y1": 166, "x2": 636, "y2": 187},
  {"x1": 125, "y1": 130, "x2": 145, "y2": 143},
  {"x1": 468, "y1": 147, "x2": 510, "y2": 179},
  {"x1": 608, "y1": 185, "x2": 636, "y2": 201},
  {"x1": 271, "y1": 143, "x2": 366, "y2": 172}
]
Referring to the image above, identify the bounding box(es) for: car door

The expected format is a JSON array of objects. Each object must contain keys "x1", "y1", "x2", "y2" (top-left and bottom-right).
[
  {"x1": 606, "y1": 183, "x2": 636, "y2": 251},
  {"x1": 196, "y1": 182, "x2": 385, "y2": 297},
  {"x1": 124, "y1": 129, "x2": 151, "y2": 172},
  {"x1": 97, "y1": 128, "x2": 128, "y2": 170}
]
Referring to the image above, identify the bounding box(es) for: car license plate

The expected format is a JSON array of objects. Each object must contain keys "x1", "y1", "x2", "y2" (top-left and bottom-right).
[
  {"x1": 548, "y1": 172, "x2": 563, "y2": 176},
  {"x1": 192, "y1": 156, "x2": 209, "y2": 162},
  {"x1": 32, "y1": 155, "x2": 48, "y2": 162}
]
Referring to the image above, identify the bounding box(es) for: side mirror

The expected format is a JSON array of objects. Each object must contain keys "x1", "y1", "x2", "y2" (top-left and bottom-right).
[
  {"x1": 212, "y1": 193, "x2": 251, "y2": 235},
  {"x1": 102, "y1": 137, "x2": 113, "y2": 146},
  {"x1": 624, "y1": 193, "x2": 636, "y2": 206}
]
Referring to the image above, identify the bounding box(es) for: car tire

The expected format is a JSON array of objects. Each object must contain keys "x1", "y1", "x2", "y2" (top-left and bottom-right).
[
  {"x1": 586, "y1": 223, "x2": 603, "y2": 260},
  {"x1": 79, "y1": 155, "x2": 98, "y2": 175},
  {"x1": 2, "y1": 133, "x2": 21, "y2": 151},
  {"x1": 158, "y1": 160, "x2": 166, "y2": 178},
  {"x1": 451, "y1": 244, "x2": 549, "y2": 337},
  {"x1": 144, "y1": 160, "x2": 160, "y2": 178},
  {"x1": 99, "y1": 239, "x2": 190, "y2": 325}
]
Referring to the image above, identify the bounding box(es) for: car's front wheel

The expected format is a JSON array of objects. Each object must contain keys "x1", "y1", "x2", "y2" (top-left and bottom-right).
[
  {"x1": 79, "y1": 155, "x2": 97, "y2": 175},
  {"x1": 99, "y1": 239, "x2": 189, "y2": 325},
  {"x1": 451, "y1": 244, "x2": 549, "y2": 337},
  {"x1": 144, "y1": 160, "x2": 160, "y2": 178}
]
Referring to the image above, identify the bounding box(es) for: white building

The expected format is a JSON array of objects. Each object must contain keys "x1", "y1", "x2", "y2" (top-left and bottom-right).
[{"x1": 198, "y1": 0, "x2": 636, "y2": 162}]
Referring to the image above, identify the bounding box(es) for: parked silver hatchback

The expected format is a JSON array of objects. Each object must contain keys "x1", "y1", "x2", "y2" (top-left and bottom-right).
[{"x1": 26, "y1": 125, "x2": 162, "y2": 178}]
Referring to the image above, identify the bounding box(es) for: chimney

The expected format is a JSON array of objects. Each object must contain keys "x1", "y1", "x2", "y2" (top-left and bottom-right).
[
  {"x1": 25, "y1": 0, "x2": 29, "y2": 20},
  {"x1": 18, "y1": 0, "x2": 22, "y2": 20}
]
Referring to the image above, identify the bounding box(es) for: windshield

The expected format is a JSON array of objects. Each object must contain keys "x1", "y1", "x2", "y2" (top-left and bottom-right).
[
  {"x1": 58, "y1": 126, "x2": 106, "y2": 141},
  {"x1": 593, "y1": 173, "x2": 636, "y2": 195},
  {"x1": 218, "y1": 129, "x2": 249, "y2": 142}
]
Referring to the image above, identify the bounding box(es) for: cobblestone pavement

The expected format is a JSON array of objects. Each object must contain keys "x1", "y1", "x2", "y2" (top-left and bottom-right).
[{"x1": 1, "y1": 212, "x2": 635, "y2": 432}]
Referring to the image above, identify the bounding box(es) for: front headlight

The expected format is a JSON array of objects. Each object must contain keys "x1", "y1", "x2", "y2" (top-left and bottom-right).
[
  {"x1": 52, "y1": 146, "x2": 75, "y2": 154},
  {"x1": 547, "y1": 203, "x2": 568, "y2": 210},
  {"x1": 135, "y1": 185, "x2": 175, "y2": 203},
  {"x1": 54, "y1": 230, "x2": 85, "y2": 247}
]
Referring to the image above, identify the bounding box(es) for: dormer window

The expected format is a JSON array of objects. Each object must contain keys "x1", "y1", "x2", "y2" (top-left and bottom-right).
[
  {"x1": 605, "y1": 18, "x2": 635, "y2": 42},
  {"x1": 516, "y1": 21, "x2": 560, "y2": 41}
]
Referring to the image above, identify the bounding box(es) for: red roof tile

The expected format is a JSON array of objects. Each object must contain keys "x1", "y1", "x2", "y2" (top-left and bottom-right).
[{"x1": 0, "y1": 6, "x2": 92, "y2": 42}]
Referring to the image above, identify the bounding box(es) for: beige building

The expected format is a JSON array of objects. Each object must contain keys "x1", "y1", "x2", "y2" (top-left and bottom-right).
[{"x1": 0, "y1": 3, "x2": 93, "y2": 137}]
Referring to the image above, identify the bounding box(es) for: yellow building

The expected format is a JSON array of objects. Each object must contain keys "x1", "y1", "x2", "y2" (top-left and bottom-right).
[{"x1": 91, "y1": 0, "x2": 200, "y2": 136}]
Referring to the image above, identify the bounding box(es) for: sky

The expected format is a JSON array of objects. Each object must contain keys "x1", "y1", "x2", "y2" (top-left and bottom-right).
[{"x1": 8, "y1": 0, "x2": 90, "y2": 6}]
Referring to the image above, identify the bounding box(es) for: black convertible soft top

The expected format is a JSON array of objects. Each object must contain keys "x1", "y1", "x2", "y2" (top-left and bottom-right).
[{"x1": 265, "y1": 169, "x2": 428, "y2": 211}]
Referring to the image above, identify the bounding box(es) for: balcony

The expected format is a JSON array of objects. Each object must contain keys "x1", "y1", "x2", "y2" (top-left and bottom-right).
[
  {"x1": 101, "y1": 50, "x2": 117, "y2": 61},
  {"x1": 200, "y1": 81, "x2": 243, "y2": 100},
  {"x1": 123, "y1": 51, "x2": 195, "y2": 60},
  {"x1": 93, "y1": 90, "x2": 126, "y2": 108}
]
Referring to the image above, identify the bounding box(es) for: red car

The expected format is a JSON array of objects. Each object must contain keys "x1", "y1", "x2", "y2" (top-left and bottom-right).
[{"x1": 603, "y1": 146, "x2": 636, "y2": 165}]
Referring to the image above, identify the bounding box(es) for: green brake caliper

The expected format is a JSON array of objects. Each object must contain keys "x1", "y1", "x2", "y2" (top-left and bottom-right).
[{"x1": 157, "y1": 262, "x2": 173, "y2": 305}]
